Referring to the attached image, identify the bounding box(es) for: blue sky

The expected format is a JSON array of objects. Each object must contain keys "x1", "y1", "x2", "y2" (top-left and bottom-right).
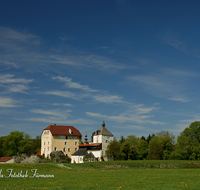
[{"x1": 1, "y1": 0, "x2": 200, "y2": 140}]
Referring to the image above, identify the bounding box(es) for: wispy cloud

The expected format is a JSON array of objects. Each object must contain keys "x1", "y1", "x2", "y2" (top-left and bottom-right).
[
  {"x1": 127, "y1": 68, "x2": 195, "y2": 102},
  {"x1": 52, "y1": 76, "x2": 97, "y2": 92},
  {"x1": 52, "y1": 103, "x2": 72, "y2": 107},
  {"x1": 42, "y1": 90, "x2": 81, "y2": 100},
  {"x1": 49, "y1": 54, "x2": 132, "y2": 71},
  {"x1": 0, "y1": 26, "x2": 135, "y2": 74},
  {"x1": 0, "y1": 26, "x2": 41, "y2": 46},
  {"x1": 0, "y1": 74, "x2": 33, "y2": 84},
  {"x1": 30, "y1": 109, "x2": 71, "y2": 118},
  {"x1": 0, "y1": 97, "x2": 18, "y2": 107},
  {"x1": 92, "y1": 94, "x2": 123, "y2": 103},
  {"x1": 86, "y1": 109, "x2": 164, "y2": 125},
  {"x1": 50, "y1": 76, "x2": 126, "y2": 105},
  {"x1": 162, "y1": 30, "x2": 188, "y2": 53},
  {"x1": 0, "y1": 74, "x2": 33, "y2": 94},
  {"x1": 21, "y1": 117, "x2": 95, "y2": 125}
]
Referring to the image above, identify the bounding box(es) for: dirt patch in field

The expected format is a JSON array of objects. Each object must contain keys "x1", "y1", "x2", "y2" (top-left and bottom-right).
[{"x1": 57, "y1": 164, "x2": 72, "y2": 169}]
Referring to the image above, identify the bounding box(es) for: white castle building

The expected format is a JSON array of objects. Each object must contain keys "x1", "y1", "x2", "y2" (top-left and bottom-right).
[{"x1": 71, "y1": 121, "x2": 114, "y2": 163}]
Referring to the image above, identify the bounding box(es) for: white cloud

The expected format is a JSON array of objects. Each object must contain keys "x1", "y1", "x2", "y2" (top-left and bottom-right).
[
  {"x1": 52, "y1": 103, "x2": 72, "y2": 107},
  {"x1": 42, "y1": 90, "x2": 81, "y2": 100},
  {"x1": 22, "y1": 117, "x2": 95, "y2": 125},
  {"x1": 52, "y1": 76, "x2": 97, "y2": 92},
  {"x1": 93, "y1": 94, "x2": 123, "y2": 103},
  {"x1": 162, "y1": 30, "x2": 188, "y2": 54},
  {"x1": 127, "y1": 68, "x2": 195, "y2": 102},
  {"x1": 30, "y1": 109, "x2": 71, "y2": 118},
  {"x1": 0, "y1": 74, "x2": 33, "y2": 94},
  {"x1": 49, "y1": 54, "x2": 132, "y2": 71},
  {"x1": 0, "y1": 26, "x2": 41, "y2": 46},
  {"x1": 114, "y1": 125, "x2": 144, "y2": 130},
  {"x1": 86, "y1": 111, "x2": 164, "y2": 125},
  {"x1": 0, "y1": 97, "x2": 18, "y2": 107},
  {"x1": 0, "y1": 74, "x2": 33, "y2": 84}
]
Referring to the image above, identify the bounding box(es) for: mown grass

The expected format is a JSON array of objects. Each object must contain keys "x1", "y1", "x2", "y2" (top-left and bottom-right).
[
  {"x1": 66, "y1": 160, "x2": 200, "y2": 170},
  {"x1": 0, "y1": 161, "x2": 200, "y2": 190}
]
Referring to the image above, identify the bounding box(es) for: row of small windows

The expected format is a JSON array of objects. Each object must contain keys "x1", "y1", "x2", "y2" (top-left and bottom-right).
[
  {"x1": 54, "y1": 136, "x2": 78, "y2": 139},
  {"x1": 44, "y1": 147, "x2": 77, "y2": 152},
  {"x1": 44, "y1": 141, "x2": 78, "y2": 145}
]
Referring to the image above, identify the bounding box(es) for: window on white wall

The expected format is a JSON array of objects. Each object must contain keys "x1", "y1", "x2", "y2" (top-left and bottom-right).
[
  {"x1": 63, "y1": 148, "x2": 66, "y2": 152},
  {"x1": 75, "y1": 142, "x2": 77, "y2": 145},
  {"x1": 68, "y1": 148, "x2": 70, "y2": 152},
  {"x1": 44, "y1": 142, "x2": 45, "y2": 145},
  {"x1": 48, "y1": 142, "x2": 49, "y2": 145},
  {"x1": 54, "y1": 147, "x2": 57, "y2": 151},
  {"x1": 75, "y1": 148, "x2": 77, "y2": 151},
  {"x1": 47, "y1": 147, "x2": 49, "y2": 151},
  {"x1": 65, "y1": 142, "x2": 67, "y2": 145},
  {"x1": 44, "y1": 148, "x2": 45, "y2": 151}
]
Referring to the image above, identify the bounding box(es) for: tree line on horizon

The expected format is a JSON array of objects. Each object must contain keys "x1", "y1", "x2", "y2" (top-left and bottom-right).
[
  {"x1": 0, "y1": 131, "x2": 41, "y2": 157},
  {"x1": 106, "y1": 121, "x2": 200, "y2": 160},
  {"x1": 1, "y1": 121, "x2": 200, "y2": 160}
]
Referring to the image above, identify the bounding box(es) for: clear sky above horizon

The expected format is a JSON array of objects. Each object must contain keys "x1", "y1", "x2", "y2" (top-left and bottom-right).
[{"x1": 0, "y1": 0, "x2": 200, "y2": 140}]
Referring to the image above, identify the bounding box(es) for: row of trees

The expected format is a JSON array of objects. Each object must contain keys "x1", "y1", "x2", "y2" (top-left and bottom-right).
[
  {"x1": 0, "y1": 131, "x2": 41, "y2": 157},
  {"x1": 106, "y1": 121, "x2": 200, "y2": 160}
]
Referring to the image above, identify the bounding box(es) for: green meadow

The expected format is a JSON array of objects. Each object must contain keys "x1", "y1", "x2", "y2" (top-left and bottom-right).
[{"x1": 1, "y1": 161, "x2": 200, "y2": 190}]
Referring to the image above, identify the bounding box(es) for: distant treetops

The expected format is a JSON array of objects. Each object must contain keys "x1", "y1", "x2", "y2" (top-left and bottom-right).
[{"x1": 106, "y1": 121, "x2": 200, "y2": 160}]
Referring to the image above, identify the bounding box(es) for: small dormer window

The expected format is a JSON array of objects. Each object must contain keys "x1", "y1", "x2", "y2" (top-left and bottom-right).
[{"x1": 69, "y1": 128, "x2": 72, "y2": 134}]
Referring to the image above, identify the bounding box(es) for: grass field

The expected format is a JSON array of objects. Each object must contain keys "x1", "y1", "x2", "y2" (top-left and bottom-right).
[{"x1": 0, "y1": 160, "x2": 200, "y2": 190}]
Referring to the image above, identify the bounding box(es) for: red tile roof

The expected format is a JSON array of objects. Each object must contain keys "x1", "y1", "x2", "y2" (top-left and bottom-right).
[
  {"x1": 44, "y1": 125, "x2": 82, "y2": 136},
  {"x1": 0, "y1": 157, "x2": 13, "y2": 162},
  {"x1": 79, "y1": 143, "x2": 101, "y2": 147},
  {"x1": 36, "y1": 150, "x2": 41, "y2": 156}
]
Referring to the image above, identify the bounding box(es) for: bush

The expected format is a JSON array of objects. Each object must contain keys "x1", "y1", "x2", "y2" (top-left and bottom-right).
[
  {"x1": 14, "y1": 154, "x2": 41, "y2": 163},
  {"x1": 50, "y1": 151, "x2": 71, "y2": 163}
]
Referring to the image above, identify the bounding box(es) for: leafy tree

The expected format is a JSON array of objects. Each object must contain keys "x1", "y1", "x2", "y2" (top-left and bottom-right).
[
  {"x1": 106, "y1": 138, "x2": 121, "y2": 160},
  {"x1": 83, "y1": 154, "x2": 90, "y2": 162},
  {"x1": 156, "y1": 131, "x2": 176, "y2": 145},
  {"x1": 0, "y1": 131, "x2": 39, "y2": 156},
  {"x1": 138, "y1": 139, "x2": 148, "y2": 160},
  {"x1": 119, "y1": 136, "x2": 125, "y2": 144},
  {"x1": 0, "y1": 136, "x2": 5, "y2": 157},
  {"x1": 140, "y1": 136, "x2": 146, "y2": 141},
  {"x1": 120, "y1": 135, "x2": 140, "y2": 160},
  {"x1": 181, "y1": 121, "x2": 200, "y2": 143},
  {"x1": 160, "y1": 136, "x2": 174, "y2": 160},
  {"x1": 171, "y1": 121, "x2": 200, "y2": 160},
  {"x1": 2, "y1": 131, "x2": 25, "y2": 156},
  {"x1": 146, "y1": 133, "x2": 155, "y2": 144},
  {"x1": 148, "y1": 136, "x2": 163, "y2": 160},
  {"x1": 172, "y1": 134, "x2": 200, "y2": 160}
]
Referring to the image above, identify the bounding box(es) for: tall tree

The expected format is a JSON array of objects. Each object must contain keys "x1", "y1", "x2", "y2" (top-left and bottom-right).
[
  {"x1": 156, "y1": 131, "x2": 176, "y2": 145},
  {"x1": 181, "y1": 121, "x2": 200, "y2": 143},
  {"x1": 148, "y1": 136, "x2": 163, "y2": 160},
  {"x1": 1, "y1": 131, "x2": 32, "y2": 156},
  {"x1": 138, "y1": 139, "x2": 148, "y2": 160},
  {"x1": 106, "y1": 138, "x2": 121, "y2": 160},
  {"x1": 120, "y1": 135, "x2": 140, "y2": 160}
]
